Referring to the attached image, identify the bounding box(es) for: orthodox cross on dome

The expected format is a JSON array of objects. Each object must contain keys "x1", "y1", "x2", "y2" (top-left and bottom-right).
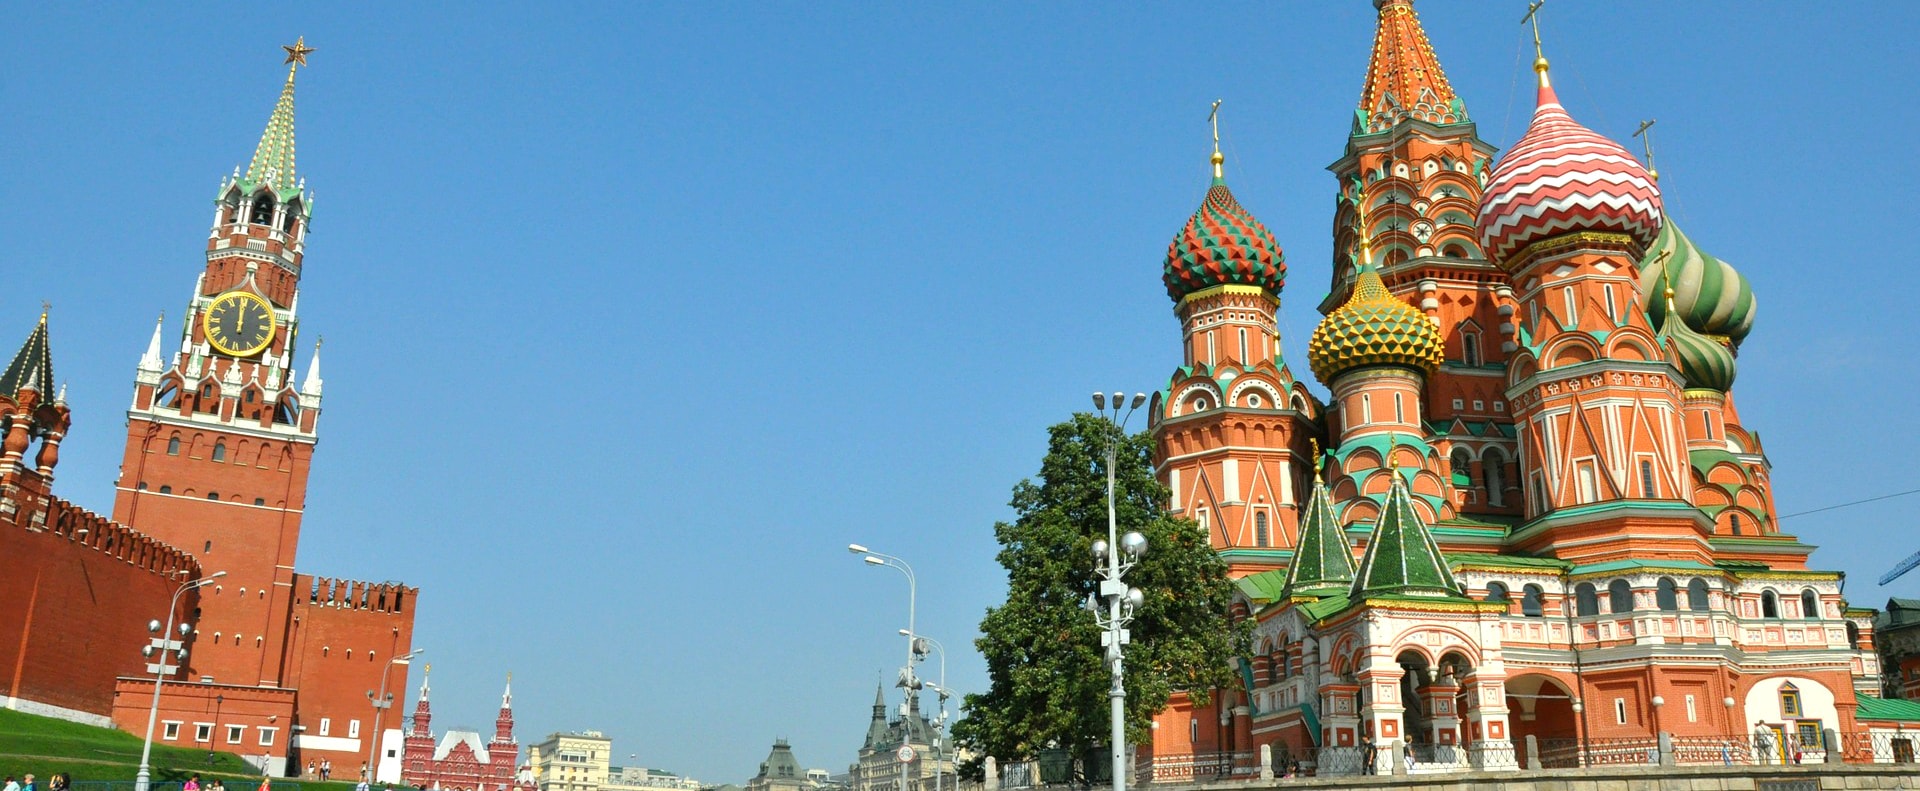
[
  {"x1": 1633, "y1": 119, "x2": 1659, "y2": 181},
  {"x1": 1521, "y1": 1, "x2": 1551, "y2": 86},
  {"x1": 1207, "y1": 99, "x2": 1225, "y2": 179},
  {"x1": 283, "y1": 36, "x2": 315, "y2": 67}
]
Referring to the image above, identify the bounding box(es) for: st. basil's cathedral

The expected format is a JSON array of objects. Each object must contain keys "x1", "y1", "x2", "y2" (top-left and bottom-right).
[{"x1": 1140, "y1": 0, "x2": 1912, "y2": 774}]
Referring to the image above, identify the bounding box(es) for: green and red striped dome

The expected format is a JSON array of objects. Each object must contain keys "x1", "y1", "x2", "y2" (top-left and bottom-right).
[{"x1": 1163, "y1": 173, "x2": 1286, "y2": 302}]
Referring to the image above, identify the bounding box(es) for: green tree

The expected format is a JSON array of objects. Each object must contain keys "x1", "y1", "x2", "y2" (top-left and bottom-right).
[{"x1": 951, "y1": 413, "x2": 1248, "y2": 774}]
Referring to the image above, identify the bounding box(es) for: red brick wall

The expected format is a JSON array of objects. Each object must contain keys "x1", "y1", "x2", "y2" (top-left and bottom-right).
[
  {"x1": 0, "y1": 495, "x2": 199, "y2": 718},
  {"x1": 283, "y1": 576, "x2": 418, "y2": 773}
]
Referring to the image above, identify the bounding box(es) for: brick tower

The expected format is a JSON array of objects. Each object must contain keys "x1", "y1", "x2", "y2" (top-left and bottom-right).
[
  {"x1": 112, "y1": 39, "x2": 321, "y2": 689},
  {"x1": 103, "y1": 40, "x2": 416, "y2": 778},
  {"x1": 1151, "y1": 128, "x2": 1320, "y2": 575}
]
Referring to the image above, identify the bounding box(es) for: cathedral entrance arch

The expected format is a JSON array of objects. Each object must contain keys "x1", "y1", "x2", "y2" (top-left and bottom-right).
[{"x1": 1505, "y1": 674, "x2": 1578, "y2": 768}]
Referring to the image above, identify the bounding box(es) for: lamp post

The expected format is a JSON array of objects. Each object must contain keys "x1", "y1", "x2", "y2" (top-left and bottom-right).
[
  {"x1": 900, "y1": 630, "x2": 950, "y2": 791},
  {"x1": 849, "y1": 544, "x2": 919, "y2": 791},
  {"x1": 1090, "y1": 392, "x2": 1149, "y2": 791},
  {"x1": 366, "y1": 648, "x2": 423, "y2": 784},
  {"x1": 137, "y1": 570, "x2": 227, "y2": 791}
]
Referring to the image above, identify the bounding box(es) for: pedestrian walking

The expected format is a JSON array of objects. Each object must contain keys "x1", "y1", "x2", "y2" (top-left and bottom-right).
[
  {"x1": 1361, "y1": 733, "x2": 1377, "y2": 775},
  {"x1": 184, "y1": 774, "x2": 201, "y2": 791},
  {"x1": 4, "y1": 775, "x2": 19, "y2": 791},
  {"x1": 21, "y1": 775, "x2": 36, "y2": 791},
  {"x1": 1754, "y1": 722, "x2": 1777, "y2": 765},
  {"x1": 307, "y1": 761, "x2": 317, "y2": 780},
  {"x1": 321, "y1": 759, "x2": 332, "y2": 782},
  {"x1": 50, "y1": 774, "x2": 70, "y2": 791}
]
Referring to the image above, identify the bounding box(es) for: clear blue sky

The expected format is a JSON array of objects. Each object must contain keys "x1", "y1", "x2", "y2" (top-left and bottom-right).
[{"x1": 3, "y1": 1, "x2": 1917, "y2": 783}]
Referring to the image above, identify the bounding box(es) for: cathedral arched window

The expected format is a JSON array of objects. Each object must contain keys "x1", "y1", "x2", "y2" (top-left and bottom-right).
[
  {"x1": 1801, "y1": 589, "x2": 1821, "y2": 620},
  {"x1": 1656, "y1": 578, "x2": 1679, "y2": 612},
  {"x1": 1450, "y1": 449, "x2": 1472, "y2": 486},
  {"x1": 1688, "y1": 578, "x2": 1710, "y2": 612},
  {"x1": 167, "y1": 437, "x2": 181, "y2": 455},
  {"x1": 1521, "y1": 584, "x2": 1545, "y2": 617},
  {"x1": 1484, "y1": 582, "x2": 1510, "y2": 613},
  {"x1": 1461, "y1": 331, "x2": 1482, "y2": 367},
  {"x1": 1608, "y1": 579, "x2": 1634, "y2": 614},
  {"x1": 212, "y1": 441, "x2": 226, "y2": 462},
  {"x1": 1574, "y1": 583, "x2": 1599, "y2": 616},
  {"x1": 1762, "y1": 590, "x2": 1781, "y2": 619},
  {"x1": 1254, "y1": 510, "x2": 1270, "y2": 548},
  {"x1": 1730, "y1": 513, "x2": 1743, "y2": 535}
]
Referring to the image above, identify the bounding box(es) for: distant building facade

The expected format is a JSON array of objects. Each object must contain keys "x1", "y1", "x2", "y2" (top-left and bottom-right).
[
  {"x1": 1878, "y1": 599, "x2": 1920, "y2": 701},
  {"x1": 604, "y1": 765, "x2": 701, "y2": 791},
  {"x1": 745, "y1": 740, "x2": 809, "y2": 791},
  {"x1": 847, "y1": 688, "x2": 951, "y2": 791},
  {"x1": 401, "y1": 669, "x2": 530, "y2": 791},
  {"x1": 530, "y1": 731, "x2": 612, "y2": 791}
]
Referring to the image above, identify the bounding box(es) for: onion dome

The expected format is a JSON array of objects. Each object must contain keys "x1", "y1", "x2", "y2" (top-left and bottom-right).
[
  {"x1": 1163, "y1": 153, "x2": 1286, "y2": 302},
  {"x1": 1658, "y1": 286, "x2": 1737, "y2": 392},
  {"x1": 1638, "y1": 219, "x2": 1756, "y2": 346},
  {"x1": 1307, "y1": 262, "x2": 1444, "y2": 384},
  {"x1": 1475, "y1": 63, "x2": 1662, "y2": 267}
]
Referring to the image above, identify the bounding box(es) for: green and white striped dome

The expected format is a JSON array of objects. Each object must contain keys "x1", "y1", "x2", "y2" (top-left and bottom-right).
[{"x1": 1638, "y1": 220, "x2": 1755, "y2": 346}]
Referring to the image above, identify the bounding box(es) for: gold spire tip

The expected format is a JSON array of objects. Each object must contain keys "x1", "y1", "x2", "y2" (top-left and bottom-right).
[
  {"x1": 283, "y1": 36, "x2": 314, "y2": 68},
  {"x1": 39, "y1": 301, "x2": 50, "y2": 322},
  {"x1": 1310, "y1": 438, "x2": 1323, "y2": 474}
]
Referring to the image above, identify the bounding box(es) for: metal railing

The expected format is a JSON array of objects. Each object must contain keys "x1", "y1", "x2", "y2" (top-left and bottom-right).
[
  {"x1": 1138, "y1": 751, "x2": 1253, "y2": 783},
  {"x1": 1838, "y1": 730, "x2": 1920, "y2": 764}
]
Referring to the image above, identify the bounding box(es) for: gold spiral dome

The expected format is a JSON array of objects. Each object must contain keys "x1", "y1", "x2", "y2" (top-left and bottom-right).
[{"x1": 1308, "y1": 262, "x2": 1444, "y2": 384}]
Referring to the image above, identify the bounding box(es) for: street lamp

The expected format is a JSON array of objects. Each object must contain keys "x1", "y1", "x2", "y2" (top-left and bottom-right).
[
  {"x1": 1090, "y1": 392, "x2": 1149, "y2": 791},
  {"x1": 850, "y1": 544, "x2": 919, "y2": 791},
  {"x1": 901, "y1": 630, "x2": 951, "y2": 791},
  {"x1": 136, "y1": 570, "x2": 226, "y2": 791},
  {"x1": 366, "y1": 648, "x2": 424, "y2": 784}
]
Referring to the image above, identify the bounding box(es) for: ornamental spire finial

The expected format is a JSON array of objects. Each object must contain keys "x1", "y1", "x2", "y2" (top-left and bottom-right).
[
  {"x1": 1522, "y1": 1, "x2": 1550, "y2": 88},
  {"x1": 1350, "y1": 180, "x2": 1374, "y2": 266},
  {"x1": 247, "y1": 38, "x2": 310, "y2": 194},
  {"x1": 1633, "y1": 119, "x2": 1659, "y2": 181},
  {"x1": 1207, "y1": 99, "x2": 1225, "y2": 180},
  {"x1": 283, "y1": 36, "x2": 314, "y2": 68},
  {"x1": 1310, "y1": 437, "x2": 1322, "y2": 475}
]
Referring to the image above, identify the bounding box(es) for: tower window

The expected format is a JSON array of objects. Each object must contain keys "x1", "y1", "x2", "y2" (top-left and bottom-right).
[
  {"x1": 1254, "y1": 511, "x2": 1269, "y2": 548},
  {"x1": 250, "y1": 197, "x2": 275, "y2": 225},
  {"x1": 1730, "y1": 513, "x2": 1743, "y2": 535},
  {"x1": 1762, "y1": 590, "x2": 1781, "y2": 619},
  {"x1": 254, "y1": 498, "x2": 266, "y2": 506},
  {"x1": 1521, "y1": 584, "x2": 1545, "y2": 617},
  {"x1": 1484, "y1": 581, "x2": 1510, "y2": 604},
  {"x1": 167, "y1": 437, "x2": 181, "y2": 455},
  {"x1": 1575, "y1": 461, "x2": 1599, "y2": 504},
  {"x1": 212, "y1": 441, "x2": 226, "y2": 462},
  {"x1": 1656, "y1": 578, "x2": 1679, "y2": 611},
  {"x1": 1779, "y1": 683, "x2": 1801, "y2": 717},
  {"x1": 1361, "y1": 393, "x2": 1373, "y2": 423},
  {"x1": 138, "y1": 482, "x2": 148, "y2": 491},
  {"x1": 1603, "y1": 284, "x2": 1617, "y2": 323},
  {"x1": 1688, "y1": 579, "x2": 1710, "y2": 612},
  {"x1": 1238, "y1": 328, "x2": 1249, "y2": 364},
  {"x1": 1801, "y1": 589, "x2": 1820, "y2": 620},
  {"x1": 1461, "y1": 331, "x2": 1481, "y2": 367},
  {"x1": 1450, "y1": 449, "x2": 1472, "y2": 485},
  {"x1": 159, "y1": 486, "x2": 173, "y2": 495},
  {"x1": 1563, "y1": 287, "x2": 1578, "y2": 325},
  {"x1": 1393, "y1": 393, "x2": 1405, "y2": 423},
  {"x1": 1575, "y1": 583, "x2": 1599, "y2": 616},
  {"x1": 1608, "y1": 579, "x2": 1634, "y2": 614},
  {"x1": 1639, "y1": 459, "x2": 1656, "y2": 497},
  {"x1": 207, "y1": 492, "x2": 219, "y2": 501}
]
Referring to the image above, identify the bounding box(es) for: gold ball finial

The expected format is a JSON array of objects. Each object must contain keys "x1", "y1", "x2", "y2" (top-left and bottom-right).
[
  {"x1": 1310, "y1": 438, "x2": 1323, "y2": 475},
  {"x1": 1210, "y1": 151, "x2": 1224, "y2": 166}
]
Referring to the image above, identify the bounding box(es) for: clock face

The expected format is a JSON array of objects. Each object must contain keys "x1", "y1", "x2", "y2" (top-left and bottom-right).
[{"x1": 203, "y1": 291, "x2": 278, "y2": 357}]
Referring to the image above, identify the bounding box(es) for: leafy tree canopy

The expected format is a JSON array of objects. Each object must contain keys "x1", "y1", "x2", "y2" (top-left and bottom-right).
[{"x1": 951, "y1": 413, "x2": 1248, "y2": 770}]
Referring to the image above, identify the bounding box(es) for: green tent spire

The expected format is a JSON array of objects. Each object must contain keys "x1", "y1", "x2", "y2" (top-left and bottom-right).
[
  {"x1": 1348, "y1": 458, "x2": 1464, "y2": 599},
  {"x1": 1281, "y1": 443, "x2": 1357, "y2": 598},
  {"x1": 0, "y1": 310, "x2": 54, "y2": 401},
  {"x1": 243, "y1": 38, "x2": 313, "y2": 198}
]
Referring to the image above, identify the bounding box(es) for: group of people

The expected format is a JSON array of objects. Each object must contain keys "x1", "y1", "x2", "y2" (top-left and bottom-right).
[
  {"x1": 301, "y1": 760, "x2": 334, "y2": 782},
  {"x1": 3, "y1": 773, "x2": 71, "y2": 791}
]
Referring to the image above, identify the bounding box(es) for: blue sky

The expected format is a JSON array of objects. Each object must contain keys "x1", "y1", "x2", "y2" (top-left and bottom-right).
[{"x1": 3, "y1": 1, "x2": 1918, "y2": 783}]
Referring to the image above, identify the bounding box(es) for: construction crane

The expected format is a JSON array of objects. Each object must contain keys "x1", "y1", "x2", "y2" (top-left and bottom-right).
[{"x1": 1881, "y1": 549, "x2": 1920, "y2": 586}]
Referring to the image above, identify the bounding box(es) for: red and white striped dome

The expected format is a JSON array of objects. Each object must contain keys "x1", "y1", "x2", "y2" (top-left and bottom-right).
[{"x1": 1475, "y1": 81, "x2": 1662, "y2": 268}]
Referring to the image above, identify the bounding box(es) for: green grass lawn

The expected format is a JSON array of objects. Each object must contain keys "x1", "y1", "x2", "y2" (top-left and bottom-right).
[{"x1": 0, "y1": 709, "x2": 358, "y2": 791}]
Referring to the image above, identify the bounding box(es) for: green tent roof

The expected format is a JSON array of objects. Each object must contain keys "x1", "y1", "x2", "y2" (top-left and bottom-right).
[
  {"x1": 1282, "y1": 474, "x2": 1358, "y2": 598},
  {"x1": 1348, "y1": 466, "x2": 1465, "y2": 599},
  {"x1": 0, "y1": 313, "x2": 54, "y2": 400}
]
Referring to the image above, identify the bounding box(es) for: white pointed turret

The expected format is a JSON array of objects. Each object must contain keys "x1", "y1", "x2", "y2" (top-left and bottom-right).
[
  {"x1": 301, "y1": 339, "x2": 324, "y2": 397},
  {"x1": 139, "y1": 314, "x2": 166, "y2": 372},
  {"x1": 502, "y1": 673, "x2": 513, "y2": 709}
]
